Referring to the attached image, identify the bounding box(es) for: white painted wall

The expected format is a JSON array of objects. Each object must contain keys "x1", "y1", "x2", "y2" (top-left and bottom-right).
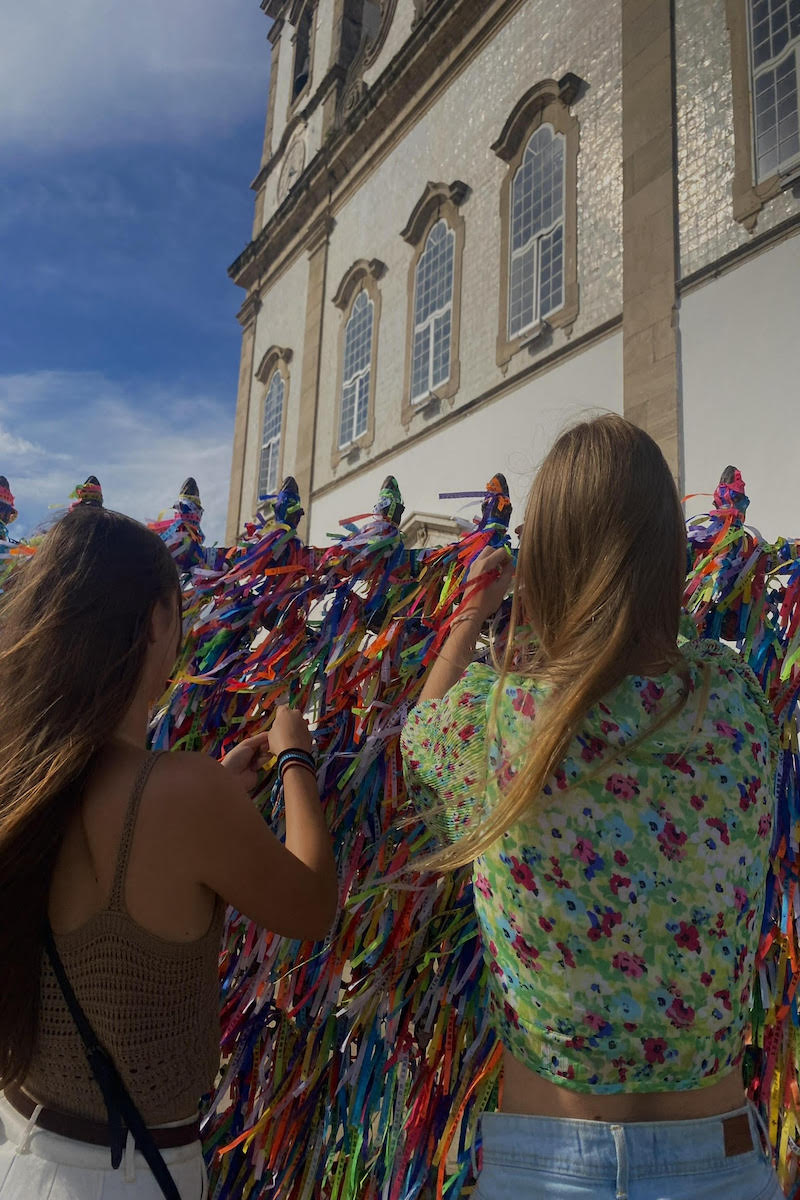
[
  {"x1": 681, "y1": 234, "x2": 800, "y2": 542},
  {"x1": 241, "y1": 253, "x2": 311, "y2": 520},
  {"x1": 307, "y1": 331, "x2": 623, "y2": 543},
  {"x1": 313, "y1": 0, "x2": 622, "y2": 498}
]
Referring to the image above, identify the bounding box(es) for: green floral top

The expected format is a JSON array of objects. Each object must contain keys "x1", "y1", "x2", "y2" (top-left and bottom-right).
[{"x1": 401, "y1": 640, "x2": 779, "y2": 1093}]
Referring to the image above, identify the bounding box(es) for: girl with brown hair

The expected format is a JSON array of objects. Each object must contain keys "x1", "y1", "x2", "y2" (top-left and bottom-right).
[
  {"x1": 0, "y1": 503, "x2": 337, "y2": 1198},
  {"x1": 402, "y1": 415, "x2": 781, "y2": 1199}
]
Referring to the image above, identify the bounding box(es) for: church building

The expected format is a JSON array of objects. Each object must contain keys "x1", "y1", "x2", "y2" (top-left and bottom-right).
[{"x1": 225, "y1": 0, "x2": 800, "y2": 545}]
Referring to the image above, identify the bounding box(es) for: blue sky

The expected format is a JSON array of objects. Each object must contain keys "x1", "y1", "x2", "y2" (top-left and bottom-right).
[{"x1": 0, "y1": 0, "x2": 271, "y2": 543}]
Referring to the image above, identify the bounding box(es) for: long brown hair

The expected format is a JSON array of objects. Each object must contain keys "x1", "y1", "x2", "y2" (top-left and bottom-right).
[
  {"x1": 0, "y1": 505, "x2": 180, "y2": 1087},
  {"x1": 430, "y1": 414, "x2": 688, "y2": 869}
]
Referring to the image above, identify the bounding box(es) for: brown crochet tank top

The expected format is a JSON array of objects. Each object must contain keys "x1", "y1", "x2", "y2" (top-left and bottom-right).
[{"x1": 25, "y1": 753, "x2": 226, "y2": 1125}]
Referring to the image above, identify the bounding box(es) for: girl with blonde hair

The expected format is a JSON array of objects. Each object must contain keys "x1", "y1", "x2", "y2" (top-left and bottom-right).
[{"x1": 402, "y1": 415, "x2": 780, "y2": 1199}]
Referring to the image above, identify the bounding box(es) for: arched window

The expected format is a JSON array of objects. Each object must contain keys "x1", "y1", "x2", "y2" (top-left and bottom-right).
[
  {"x1": 400, "y1": 180, "x2": 467, "y2": 423},
  {"x1": 340, "y1": 289, "x2": 374, "y2": 447},
  {"x1": 258, "y1": 370, "x2": 285, "y2": 502},
  {"x1": 509, "y1": 125, "x2": 565, "y2": 338},
  {"x1": 411, "y1": 219, "x2": 456, "y2": 403},
  {"x1": 292, "y1": 7, "x2": 313, "y2": 100},
  {"x1": 726, "y1": 0, "x2": 800, "y2": 226},
  {"x1": 493, "y1": 79, "x2": 580, "y2": 366},
  {"x1": 331, "y1": 258, "x2": 384, "y2": 466},
  {"x1": 748, "y1": 0, "x2": 800, "y2": 181}
]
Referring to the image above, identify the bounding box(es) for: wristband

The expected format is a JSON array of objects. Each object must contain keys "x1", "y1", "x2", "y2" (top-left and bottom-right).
[
  {"x1": 276, "y1": 748, "x2": 316, "y2": 780},
  {"x1": 280, "y1": 758, "x2": 316, "y2": 779}
]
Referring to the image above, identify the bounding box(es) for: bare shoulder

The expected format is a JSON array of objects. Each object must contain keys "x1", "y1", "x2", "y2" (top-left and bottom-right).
[
  {"x1": 154, "y1": 748, "x2": 226, "y2": 786},
  {"x1": 149, "y1": 750, "x2": 240, "y2": 825}
]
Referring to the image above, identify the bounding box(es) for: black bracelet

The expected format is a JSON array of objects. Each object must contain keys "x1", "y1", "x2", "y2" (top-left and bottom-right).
[{"x1": 276, "y1": 748, "x2": 316, "y2": 778}]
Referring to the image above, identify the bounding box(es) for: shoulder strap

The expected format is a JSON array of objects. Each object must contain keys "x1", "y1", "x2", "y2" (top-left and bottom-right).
[
  {"x1": 44, "y1": 924, "x2": 181, "y2": 1199},
  {"x1": 108, "y1": 753, "x2": 162, "y2": 911}
]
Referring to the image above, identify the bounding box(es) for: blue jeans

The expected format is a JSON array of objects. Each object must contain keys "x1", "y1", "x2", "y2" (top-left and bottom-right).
[{"x1": 475, "y1": 1106, "x2": 784, "y2": 1199}]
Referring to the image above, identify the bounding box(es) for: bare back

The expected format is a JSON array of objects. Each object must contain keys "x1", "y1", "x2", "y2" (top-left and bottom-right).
[{"x1": 49, "y1": 742, "x2": 216, "y2": 942}]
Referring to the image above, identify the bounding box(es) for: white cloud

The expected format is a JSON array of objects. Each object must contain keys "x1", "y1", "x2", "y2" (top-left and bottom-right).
[
  {"x1": 0, "y1": 0, "x2": 269, "y2": 154},
  {"x1": 0, "y1": 371, "x2": 233, "y2": 544},
  {"x1": 0, "y1": 428, "x2": 48, "y2": 458}
]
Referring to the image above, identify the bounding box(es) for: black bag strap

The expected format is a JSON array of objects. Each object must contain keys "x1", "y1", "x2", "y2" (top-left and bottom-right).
[{"x1": 44, "y1": 924, "x2": 181, "y2": 1200}]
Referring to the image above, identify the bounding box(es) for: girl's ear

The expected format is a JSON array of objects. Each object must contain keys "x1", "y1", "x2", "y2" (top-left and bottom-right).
[{"x1": 148, "y1": 596, "x2": 175, "y2": 646}]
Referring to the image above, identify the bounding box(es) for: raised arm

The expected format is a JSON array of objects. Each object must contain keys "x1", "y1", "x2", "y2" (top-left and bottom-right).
[
  {"x1": 179, "y1": 710, "x2": 337, "y2": 941},
  {"x1": 419, "y1": 546, "x2": 514, "y2": 704}
]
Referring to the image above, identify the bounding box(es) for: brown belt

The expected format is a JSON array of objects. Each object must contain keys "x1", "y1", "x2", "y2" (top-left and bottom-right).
[{"x1": 5, "y1": 1086, "x2": 200, "y2": 1150}]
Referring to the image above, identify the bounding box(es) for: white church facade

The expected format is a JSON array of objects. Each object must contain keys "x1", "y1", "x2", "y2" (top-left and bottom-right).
[{"x1": 225, "y1": 0, "x2": 800, "y2": 546}]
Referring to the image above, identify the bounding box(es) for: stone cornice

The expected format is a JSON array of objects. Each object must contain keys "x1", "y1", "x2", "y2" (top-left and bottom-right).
[
  {"x1": 230, "y1": 0, "x2": 528, "y2": 291},
  {"x1": 236, "y1": 293, "x2": 262, "y2": 329}
]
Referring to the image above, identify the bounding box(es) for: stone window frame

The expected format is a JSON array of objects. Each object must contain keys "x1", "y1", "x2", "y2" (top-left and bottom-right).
[
  {"x1": 358, "y1": 0, "x2": 400, "y2": 70},
  {"x1": 286, "y1": 1, "x2": 317, "y2": 123},
  {"x1": 253, "y1": 345, "x2": 292, "y2": 512},
  {"x1": 400, "y1": 180, "x2": 469, "y2": 429},
  {"x1": 726, "y1": 0, "x2": 800, "y2": 229},
  {"x1": 492, "y1": 77, "x2": 580, "y2": 368},
  {"x1": 331, "y1": 258, "x2": 385, "y2": 469}
]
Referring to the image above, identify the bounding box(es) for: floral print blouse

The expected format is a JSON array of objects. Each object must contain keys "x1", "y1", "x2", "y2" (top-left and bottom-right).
[{"x1": 401, "y1": 640, "x2": 779, "y2": 1093}]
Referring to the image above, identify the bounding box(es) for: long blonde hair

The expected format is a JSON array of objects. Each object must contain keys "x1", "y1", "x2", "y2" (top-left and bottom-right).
[{"x1": 429, "y1": 415, "x2": 688, "y2": 870}]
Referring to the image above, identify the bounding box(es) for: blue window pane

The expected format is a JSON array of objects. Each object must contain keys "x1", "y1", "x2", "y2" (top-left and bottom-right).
[
  {"x1": 539, "y1": 226, "x2": 564, "y2": 318},
  {"x1": 354, "y1": 373, "x2": 370, "y2": 439},
  {"x1": 431, "y1": 311, "x2": 451, "y2": 389},
  {"x1": 411, "y1": 326, "x2": 431, "y2": 400},
  {"x1": 339, "y1": 380, "x2": 357, "y2": 447},
  {"x1": 509, "y1": 245, "x2": 536, "y2": 336}
]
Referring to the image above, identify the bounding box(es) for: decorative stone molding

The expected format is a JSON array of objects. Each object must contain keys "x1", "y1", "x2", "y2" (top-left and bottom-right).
[
  {"x1": 255, "y1": 344, "x2": 293, "y2": 384},
  {"x1": 331, "y1": 259, "x2": 385, "y2": 468},
  {"x1": 493, "y1": 78, "x2": 581, "y2": 367},
  {"x1": 401, "y1": 180, "x2": 469, "y2": 427},
  {"x1": 334, "y1": 1, "x2": 400, "y2": 127},
  {"x1": 236, "y1": 294, "x2": 263, "y2": 330},
  {"x1": 400, "y1": 509, "x2": 463, "y2": 548},
  {"x1": 491, "y1": 75, "x2": 581, "y2": 162},
  {"x1": 400, "y1": 179, "x2": 469, "y2": 245},
  {"x1": 306, "y1": 210, "x2": 336, "y2": 256},
  {"x1": 362, "y1": 0, "x2": 399, "y2": 68},
  {"x1": 331, "y1": 257, "x2": 387, "y2": 310},
  {"x1": 725, "y1": 0, "x2": 787, "y2": 231}
]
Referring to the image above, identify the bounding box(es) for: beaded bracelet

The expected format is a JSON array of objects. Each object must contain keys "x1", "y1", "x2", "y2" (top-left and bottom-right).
[{"x1": 276, "y1": 748, "x2": 316, "y2": 781}]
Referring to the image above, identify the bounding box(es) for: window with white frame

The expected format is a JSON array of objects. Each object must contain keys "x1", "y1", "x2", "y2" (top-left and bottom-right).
[
  {"x1": 410, "y1": 219, "x2": 455, "y2": 403},
  {"x1": 339, "y1": 289, "x2": 374, "y2": 448},
  {"x1": 509, "y1": 124, "x2": 565, "y2": 339},
  {"x1": 748, "y1": 0, "x2": 800, "y2": 180},
  {"x1": 258, "y1": 371, "x2": 284, "y2": 502}
]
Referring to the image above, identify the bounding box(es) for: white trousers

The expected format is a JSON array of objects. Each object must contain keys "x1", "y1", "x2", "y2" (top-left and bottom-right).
[{"x1": 0, "y1": 1095, "x2": 207, "y2": 1199}]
